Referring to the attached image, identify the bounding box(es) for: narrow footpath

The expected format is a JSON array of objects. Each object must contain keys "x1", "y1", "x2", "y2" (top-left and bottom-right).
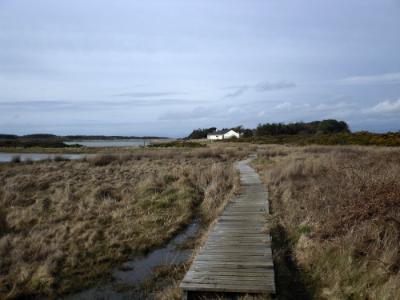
[{"x1": 180, "y1": 156, "x2": 275, "y2": 298}]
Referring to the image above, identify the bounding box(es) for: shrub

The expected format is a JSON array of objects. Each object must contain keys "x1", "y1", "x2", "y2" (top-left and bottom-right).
[
  {"x1": 0, "y1": 207, "x2": 8, "y2": 236},
  {"x1": 94, "y1": 186, "x2": 121, "y2": 202},
  {"x1": 25, "y1": 158, "x2": 33, "y2": 165},
  {"x1": 53, "y1": 155, "x2": 70, "y2": 162},
  {"x1": 11, "y1": 155, "x2": 21, "y2": 163},
  {"x1": 89, "y1": 154, "x2": 117, "y2": 166}
]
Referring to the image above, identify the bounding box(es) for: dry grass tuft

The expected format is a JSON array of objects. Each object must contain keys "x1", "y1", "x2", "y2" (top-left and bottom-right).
[{"x1": 253, "y1": 145, "x2": 400, "y2": 299}]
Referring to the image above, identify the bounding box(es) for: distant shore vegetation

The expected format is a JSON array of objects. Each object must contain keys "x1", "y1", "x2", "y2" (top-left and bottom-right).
[
  {"x1": 186, "y1": 119, "x2": 400, "y2": 146},
  {"x1": 0, "y1": 134, "x2": 168, "y2": 150},
  {"x1": 0, "y1": 134, "x2": 73, "y2": 148}
]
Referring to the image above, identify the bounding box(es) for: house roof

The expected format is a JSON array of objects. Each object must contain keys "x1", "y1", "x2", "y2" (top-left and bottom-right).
[{"x1": 208, "y1": 129, "x2": 231, "y2": 135}]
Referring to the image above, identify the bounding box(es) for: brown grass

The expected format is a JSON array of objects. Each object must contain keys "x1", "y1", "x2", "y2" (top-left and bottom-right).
[
  {"x1": 0, "y1": 147, "x2": 244, "y2": 299},
  {"x1": 252, "y1": 145, "x2": 400, "y2": 299}
]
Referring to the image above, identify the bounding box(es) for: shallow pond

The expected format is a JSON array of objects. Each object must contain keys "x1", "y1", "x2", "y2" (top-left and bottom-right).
[{"x1": 64, "y1": 221, "x2": 199, "y2": 300}]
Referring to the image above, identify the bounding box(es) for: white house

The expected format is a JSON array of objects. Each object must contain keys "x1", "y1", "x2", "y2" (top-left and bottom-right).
[{"x1": 207, "y1": 129, "x2": 240, "y2": 140}]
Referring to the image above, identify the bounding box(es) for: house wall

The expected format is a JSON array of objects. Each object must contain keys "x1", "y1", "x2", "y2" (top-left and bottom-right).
[
  {"x1": 207, "y1": 134, "x2": 223, "y2": 140},
  {"x1": 207, "y1": 130, "x2": 240, "y2": 140},
  {"x1": 223, "y1": 130, "x2": 240, "y2": 139}
]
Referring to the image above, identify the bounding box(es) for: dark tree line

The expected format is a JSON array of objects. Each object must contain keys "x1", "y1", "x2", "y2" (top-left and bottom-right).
[
  {"x1": 186, "y1": 120, "x2": 350, "y2": 139},
  {"x1": 186, "y1": 127, "x2": 217, "y2": 139},
  {"x1": 255, "y1": 120, "x2": 350, "y2": 136}
]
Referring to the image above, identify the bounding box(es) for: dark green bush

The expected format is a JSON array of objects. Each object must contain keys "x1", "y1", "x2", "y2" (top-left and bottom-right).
[{"x1": 11, "y1": 155, "x2": 21, "y2": 163}]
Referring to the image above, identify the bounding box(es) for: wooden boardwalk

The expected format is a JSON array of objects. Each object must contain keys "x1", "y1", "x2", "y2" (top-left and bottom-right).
[{"x1": 180, "y1": 157, "x2": 275, "y2": 298}]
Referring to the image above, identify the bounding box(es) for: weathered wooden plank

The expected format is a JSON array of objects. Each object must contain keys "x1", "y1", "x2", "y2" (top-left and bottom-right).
[
  {"x1": 212, "y1": 225, "x2": 265, "y2": 228},
  {"x1": 211, "y1": 227, "x2": 264, "y2": 230},
  {"x1": 180, "y1": 282, "x2": 275, "y2": 294},
  {"x1": 208, "y1": 234, "x2": 266, "y2": 238},
  {"x1": 195, "y1": 254, "x2": 272, "y2": 261},
  {"x1": 190, "y1": 261, "x2": 273, "y2": 268},
  {"x1": 198, "y1": 252, "x2": 270, "y2": 257},
  {"x1": 205, "y1": 235, "x2": 268, "y2": 239},
  {"x1": 181, "y1": 281, "x2": 274, "y2": 289},
  {"x1": 200, "y1": 248, "x2": 270, "y2": 253},
  {"x1": 204, "y1": 240, "x2": 269, "y2": 244},
  {"x1": 200, "y1": 247, "x2": 270, "y2": 251},
  {"x1": 182, "y1": 277, "x2": 274, "y2": 286},
  {"x1": 189, "y1": 267, "x2": 274, "y2": 274},
  {"x1": 211, "y1": 227, "x2": 265, "y2": 230},
  {"x1": 215, "y1": 218, "x2": 265, "y2": 221},
  {"x1": 186, "y1": 270, "x2": 273, "y2": 277},
  {"x1": 204, "y1": 239, "x2": 269, "y2": 244},
  {"x1": 200, "y1": 247, "x2": 271, "y2": 253},
  {"x1": 182, "y1": 278, "x2": 273, "y2": 286}
]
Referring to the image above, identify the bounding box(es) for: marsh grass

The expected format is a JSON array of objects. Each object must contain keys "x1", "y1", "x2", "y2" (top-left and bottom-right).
[
  {"x1": 0, "y1": 147, "x2": 244, "y2": 299},
  {"x1": 252, "y1": 145, "x2": 400, "y2": 299}
]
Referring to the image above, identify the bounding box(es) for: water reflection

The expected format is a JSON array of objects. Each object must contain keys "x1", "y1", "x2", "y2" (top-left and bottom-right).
[{"x1": 65, "y1": 222, "x2": 199, "y2": 300}]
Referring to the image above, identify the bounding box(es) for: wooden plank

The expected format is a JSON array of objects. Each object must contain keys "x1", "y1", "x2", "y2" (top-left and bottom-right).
[
  {"x1": 203, "y1": 240, "x2": 270, "y2": 245},
  {"x1": 198, "y1": 247, "x2": 271, "y2": 252},
  {"x1": 205, "y1": 235, "x2": 268, "y2": 239},
  {"x1": 195, "y1": 254, "x2": 272, "y2": 261},
  {"x1": 180, "y1": 283, "x2": 275, "y2": 294},
  {"x1": 190, "y1": 261, "x2": 273, "y2": 268},
  {"x1": 198, "y1": 247, "x2": 270, "y2": 252},
  {"x1": 186, "y1": 270, "x2": 273, "y2": 277},
  {"x1": 182, "y1": 277, "x2": 274, "y2": 285},
  {"x1": 189, "y1": 267, "x2": 273, "y2": 274},
  {"x1": 182, "y1": 278, "x2": 272, "y2": 287}
]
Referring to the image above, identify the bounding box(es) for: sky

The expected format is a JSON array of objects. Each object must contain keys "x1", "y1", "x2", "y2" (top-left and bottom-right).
[{"x1": 0, "y1": 0, "x2": 400, "y2": 137}]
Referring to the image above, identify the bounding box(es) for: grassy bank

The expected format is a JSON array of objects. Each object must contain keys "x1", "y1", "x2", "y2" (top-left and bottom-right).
[
  {"x1": 224, "y1": 132, "x2": 400, "y2": 146},
  {"x1": 149, "y1": 141, "x2": 206, "y2": 148},
  {"x1": 252, "y1": 145, "x2": 400, "y2": 299},
  {"x1": 0, "y1": 141, "x2": 205, "y2": 154},
  {"x1": 0, "y1": 147, "x2": 247, "y2": 299}
]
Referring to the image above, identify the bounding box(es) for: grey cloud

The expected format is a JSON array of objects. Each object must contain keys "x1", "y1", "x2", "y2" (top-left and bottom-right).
[
  {"x1": 159, "y1": 107, "x2": 213, "y2": 120},
  {"x1": 224, "y1": 80, "x2": 296, "y2": 98},
  {"x1": 159, "y1": 105, "x2": 242, "y2": 121},
  {"x1": 0, "y1": 99, "x2": 201, "y2": 111},
  {"x1": 114, "y1": 92, "x2": 185, "y2": 98},
  {"x1": 0, "y1": 101, "x2": 77, "y2": 110},
  {"x1": 223, "y1": 86, "x2": 250, "y2": 98},
  {"x1": 365, "y1": 98, "x2": 400, "y2": 114},
  {"x1": 103, "y1": 99, "x2": 199, "y2": 106},
  {"x1": 336, "y1": 72, "x2": 400, "y2": 86},
  {"x1": 254, "y1": 81, "x2": 296, "y2": 92}
]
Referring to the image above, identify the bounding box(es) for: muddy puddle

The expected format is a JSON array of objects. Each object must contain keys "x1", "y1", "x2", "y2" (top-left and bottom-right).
[{"x1": 64, "y1": 221, "x2": 199, "y2": 300}]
